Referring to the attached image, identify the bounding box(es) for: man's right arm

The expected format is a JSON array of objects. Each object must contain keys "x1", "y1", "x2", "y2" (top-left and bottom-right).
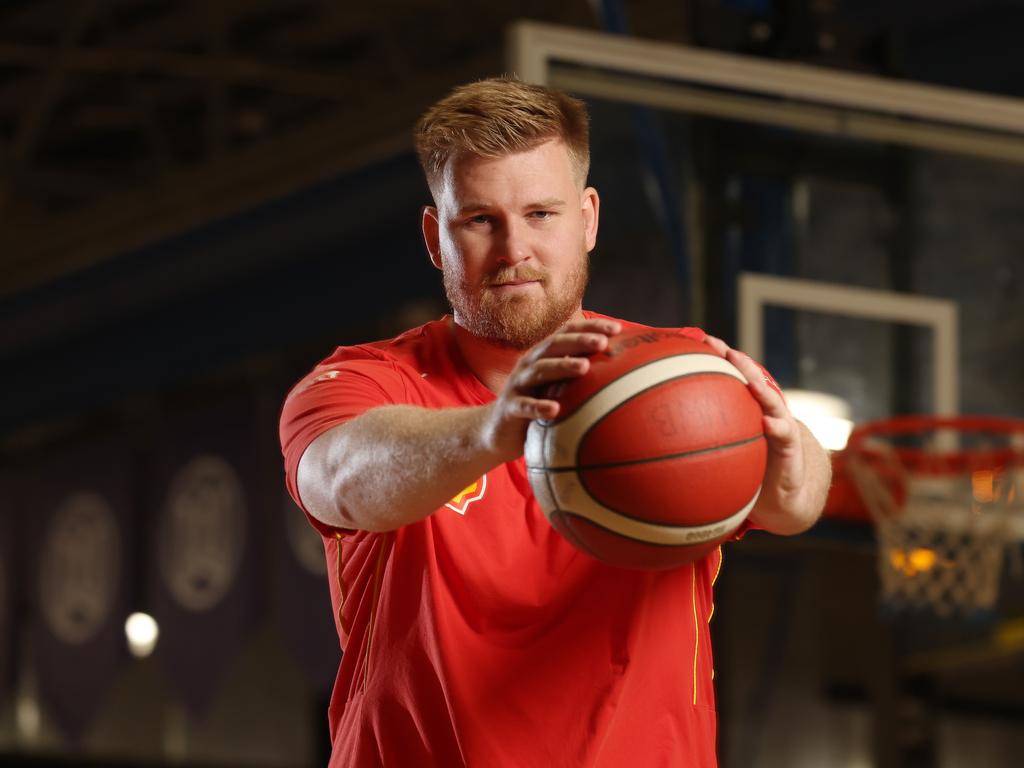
[
  {"x1": 296, "y1": 318, "x2": 621, "y2": 532},
  {"x1": 298, "y1": 403, "x2": 501, "y2": 532}
]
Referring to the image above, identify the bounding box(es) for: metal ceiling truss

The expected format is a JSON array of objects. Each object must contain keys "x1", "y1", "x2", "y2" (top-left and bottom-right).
[{"x1": 0, "y1": 0, "x2": 595, "y2": 298}]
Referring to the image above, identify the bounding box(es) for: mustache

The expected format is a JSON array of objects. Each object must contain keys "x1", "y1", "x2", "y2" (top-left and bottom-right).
[{"x1": 486, "y1": 266, "x2": 546, "y2": 286}]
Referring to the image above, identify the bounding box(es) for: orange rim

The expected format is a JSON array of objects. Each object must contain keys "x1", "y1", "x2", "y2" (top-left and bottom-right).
[{"x1": 846, "y1": 415, "x2": 1024, "y2": 474}]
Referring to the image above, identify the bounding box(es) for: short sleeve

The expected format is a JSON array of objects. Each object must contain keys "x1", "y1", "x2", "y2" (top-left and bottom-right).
[{"x1": 279, "y1": 357, "x2": 408, "y2": 535}]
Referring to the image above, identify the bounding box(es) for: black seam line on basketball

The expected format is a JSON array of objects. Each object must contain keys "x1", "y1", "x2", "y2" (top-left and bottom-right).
[
  {"x1": 538, "y1": 352, "x2": 736, "y2": 428},
  {"x1": 573, "y1": 442, "x2": 761, "y2": 528},
  {"x1": 555, "y1": 510, "x2": 734, "y2": 548},
  {"x1": 540, "y1": 433, "x2": 764, "y2": 473},
  {"x1": 530, "y1": 462, "x2": 759, "y2": 531},
  {"x1": 542, "y1": 423, "x2": 561, "y2": 519},
  {"x1": 574, "y1": 369, "x2": 746, "y2": 467}
]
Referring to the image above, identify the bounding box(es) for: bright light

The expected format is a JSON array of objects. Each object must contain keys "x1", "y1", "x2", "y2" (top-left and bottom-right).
[
  {"x1": 15, "y1": 693, "x2": 40, "y2": 740},
  {"x1": 783, "y1": 389, "x2": 854, "y2": 451},
  {"x1": 889, "y1": 547, "x2": 952, "y2": 576},
  {"x1": 125, "y1": 612, "x2": 159, "y2": 658}
]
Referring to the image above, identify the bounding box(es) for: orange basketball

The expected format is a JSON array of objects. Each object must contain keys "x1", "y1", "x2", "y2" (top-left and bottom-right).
[{"x1": 524, "y1": 328, "x2": 767, "y2": 570}]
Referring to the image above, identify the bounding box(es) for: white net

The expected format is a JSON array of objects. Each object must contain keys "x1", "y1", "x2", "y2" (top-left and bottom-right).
[
  {"x1": 872, "y1": 504, "x2": 1009, "y2": 615},
  {"x1": 847, "y1": 420, "x2": 1024, "y2": 616}
]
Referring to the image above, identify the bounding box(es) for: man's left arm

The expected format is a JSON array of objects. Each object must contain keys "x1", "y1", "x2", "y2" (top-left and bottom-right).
[{"x1": 704, "y1": 336, "x2": 832, "y2": 535}]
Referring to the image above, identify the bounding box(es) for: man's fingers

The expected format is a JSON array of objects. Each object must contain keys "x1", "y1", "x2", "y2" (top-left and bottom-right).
[
  {"x1": 535, "y1": 333, "x2": 609, "y2": 359},
  {"x1": 724, "y1": 349, "x2": 802, "y2": 453},
  {"x1": 559, "y1": 318, "x2": 622, "y2": 337},
  {"x1": 495, "y1": 319, "x2": 620, "y2": 428},
  {"x1": 726, "y1": 349, "x2": 788, "y2": 418},
  {"x1": 519, "y1": 319, "x2": 621, "y2": 365},
  {"x1": 703, "y1": 333, "x2": 730, "y2": 357},
  {"x1": 763, "y1": 414, "x2": 798, "y2": 443},
  {"x1": 515, "y1": 356, "x2": 589, "y2": 390},
  {"x1": 508, "y1": 396, "x2": 560, "y2": 421}
]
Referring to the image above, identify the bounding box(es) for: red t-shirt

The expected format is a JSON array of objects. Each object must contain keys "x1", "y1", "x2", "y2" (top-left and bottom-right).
[{"x1": 280, "y1": 314, "x2": 728, "y2": 768}]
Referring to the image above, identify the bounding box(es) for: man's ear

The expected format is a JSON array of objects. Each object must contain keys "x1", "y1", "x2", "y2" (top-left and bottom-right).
[
  {"x1": 422, "y1": 206, "x2": 443, "y2": 270},
  {"x1": 582, "y1": 187, "x2": 600, "y2": 252}
]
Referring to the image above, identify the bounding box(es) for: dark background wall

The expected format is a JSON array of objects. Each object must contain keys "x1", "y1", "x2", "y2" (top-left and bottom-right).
[{"x1": 2, "y1": 1, "x2": 1024, "y2": 766}]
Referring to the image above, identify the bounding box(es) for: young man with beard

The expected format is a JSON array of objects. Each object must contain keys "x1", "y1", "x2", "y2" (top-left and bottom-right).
[{"x1": 280, "y1": 77, "x2": 831, "y2": 767}]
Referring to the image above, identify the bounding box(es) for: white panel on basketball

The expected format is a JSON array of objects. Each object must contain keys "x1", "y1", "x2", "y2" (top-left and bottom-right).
[
  {"x1": 524, "y1": 353, "x2": 748, "y2": 471},
  {"x1": 530, "y1": 461, "x2": 558, "y2": 514},
  {"x1": 530, "y1": 467, "x2": 758, "y2": 545}
]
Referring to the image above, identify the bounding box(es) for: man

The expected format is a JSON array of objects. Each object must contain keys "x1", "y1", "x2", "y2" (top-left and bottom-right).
[{"x1": 280, "y1": 77, "x2": 831, "y2": 767}]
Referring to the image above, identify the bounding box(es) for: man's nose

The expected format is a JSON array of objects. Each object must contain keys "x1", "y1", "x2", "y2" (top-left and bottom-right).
[{"x1": 496, "y1": 218, "x2": 531, "y2": 264}]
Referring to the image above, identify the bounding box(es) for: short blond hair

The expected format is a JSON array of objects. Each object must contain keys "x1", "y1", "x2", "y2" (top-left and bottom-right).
[{"x1": 414, "y1": 76, "x2": 590, "y2": 198}]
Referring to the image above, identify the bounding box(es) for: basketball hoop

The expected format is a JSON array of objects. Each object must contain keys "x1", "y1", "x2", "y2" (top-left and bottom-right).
[{"x1": 845, "y1": 416, "x2": 1024, "y2": 616}]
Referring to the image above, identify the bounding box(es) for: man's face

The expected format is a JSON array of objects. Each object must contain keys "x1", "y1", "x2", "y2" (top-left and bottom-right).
[{"x1": 422, "y1": 139, "x2": 599, "y2": 349}]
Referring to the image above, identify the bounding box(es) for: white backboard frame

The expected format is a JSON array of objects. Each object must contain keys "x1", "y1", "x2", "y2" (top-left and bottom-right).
[
  {"x1": 508, "y1": 20, "x2": 966, "y2": 418},
  {"x1": 507, "y1": 20, "x2": 1024, "y2": 165},
  {"x1": 738, "y1": 273, "x2": 959, "y2": 417}
]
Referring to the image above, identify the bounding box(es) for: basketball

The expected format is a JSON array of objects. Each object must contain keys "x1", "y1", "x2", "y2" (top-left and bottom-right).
[{"x1": 524, "y1": 328, "x2": 767, "y2": 570}]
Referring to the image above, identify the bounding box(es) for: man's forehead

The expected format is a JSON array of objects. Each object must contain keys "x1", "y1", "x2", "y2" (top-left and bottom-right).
[{"x1": 437, "y1": 140, "x2": 577, "y2": 206}]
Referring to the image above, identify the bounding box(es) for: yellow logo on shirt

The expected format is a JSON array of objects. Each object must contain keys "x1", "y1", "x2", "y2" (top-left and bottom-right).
[{"x1": 445, "y1": 475, "x2": 488, "y2": 516}]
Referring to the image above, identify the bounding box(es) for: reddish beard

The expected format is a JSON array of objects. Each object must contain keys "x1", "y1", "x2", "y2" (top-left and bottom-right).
[{"x1": 443, "y1": 251, "x2": 589, "y2": 349}]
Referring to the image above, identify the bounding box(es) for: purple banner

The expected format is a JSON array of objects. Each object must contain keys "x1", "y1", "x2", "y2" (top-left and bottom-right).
[
  {"x1": 30, "y1": 439, "x2": 133, "y2": 743},
  {"x1": 276, "y1": 492, "x2": 338, "y2": 692},
  {"x1": 151, "y1": 399, "x2": 266, "y2": 719}
]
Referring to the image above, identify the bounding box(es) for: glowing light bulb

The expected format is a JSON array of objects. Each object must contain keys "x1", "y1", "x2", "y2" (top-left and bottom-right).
[{"x1": 125, "y1": 612, "x2": 159, "y2": 658}]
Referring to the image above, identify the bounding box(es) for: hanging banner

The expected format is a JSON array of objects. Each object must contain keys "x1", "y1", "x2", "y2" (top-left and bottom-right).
[
  {"x1": 151, "y1": 399, "x2": 264, "y2": 719},
  {"x1": 30, "y1": 439, "x2": 133, "y2": 742},
  {"x1": 276, "y1": 492, "x2": 338, "y2": 692}
]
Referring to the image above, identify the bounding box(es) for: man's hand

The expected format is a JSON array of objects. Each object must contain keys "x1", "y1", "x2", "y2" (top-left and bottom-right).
[
  {"x1": 704, "y1": 334, "x2": 831, "y2": 535},
  {"x1": 481, "y1": 318, "x2": 622, "y2": 464},
  {"x1": 297, "y1": 317, "x2": 621, "y2": 532}
]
